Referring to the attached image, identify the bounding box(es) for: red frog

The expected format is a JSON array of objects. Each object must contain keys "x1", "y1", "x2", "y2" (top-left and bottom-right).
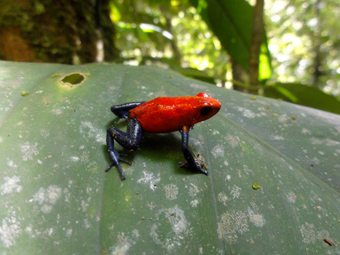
[{"x1": 105, "y1": 92, "x2": 221, "y2": 180}]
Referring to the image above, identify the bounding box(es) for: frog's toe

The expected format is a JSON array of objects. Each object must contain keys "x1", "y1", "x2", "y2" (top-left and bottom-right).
[
  {"x1": 105, "y1": 162, "x2": 126, "y2": 180},
  {"x1": 201, "y1": 169, "x2": 208, "y2": 176},
  {"x1": 105, "y1": 163, "x2": 115, "y2": 172},
  {"x1": 118, "y1": 157, "x2": 131, "y2": 165}
]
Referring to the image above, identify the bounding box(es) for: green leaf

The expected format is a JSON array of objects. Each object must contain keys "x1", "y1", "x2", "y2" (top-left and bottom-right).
[
  {"x1": 259, "y1": 41, "x2": 272, "y2": 80},
  {"x1": 263, "y1": 83, "x2": 340, "y2": 114},
  {"x1": 191, "y1": 0, "x2": 272, "y2": 80},
  {"x1": 0, "y1": 62, "x2": 339, "y2": 254}
]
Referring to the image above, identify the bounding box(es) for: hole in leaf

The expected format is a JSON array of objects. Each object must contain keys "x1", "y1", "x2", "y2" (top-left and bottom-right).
[{"x1": 60, "y1": 72, "x2": 85, "y2": 87}]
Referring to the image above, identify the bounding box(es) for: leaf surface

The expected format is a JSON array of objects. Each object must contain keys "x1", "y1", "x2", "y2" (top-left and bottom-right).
[{"x1": 0, "y1": 62, "x2": 339, "y2": 254}]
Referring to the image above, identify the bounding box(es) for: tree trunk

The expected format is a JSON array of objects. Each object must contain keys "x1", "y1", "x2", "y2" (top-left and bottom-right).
[
  {"x1": 248, "y1": 0, "x2": 264, "y2": 94},
  {"x1": 96, "y1": 0, "x2": 120, "y2": 62},
  {"x1": 311, "y1": 0, "x2": 323, "y2": 87},
  {"x1": 232, "y1": 59, "x2": 248, "y2": 92},
  {"x1": 0, "y1": 0, "x2": 118, "y2": 64},
  {"x1": 165, "y1": 16, "x2": 182, "y2": 64}
]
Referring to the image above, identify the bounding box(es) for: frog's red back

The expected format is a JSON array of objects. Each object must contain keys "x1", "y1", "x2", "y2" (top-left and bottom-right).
[{"x1": 129, "y1": 92, "x2": 221, "y2": 133}]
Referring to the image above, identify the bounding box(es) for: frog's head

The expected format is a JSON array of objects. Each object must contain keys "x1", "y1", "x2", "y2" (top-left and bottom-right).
[{"x1": 194, "y1": 92, "x2": 221, "y2": 123}]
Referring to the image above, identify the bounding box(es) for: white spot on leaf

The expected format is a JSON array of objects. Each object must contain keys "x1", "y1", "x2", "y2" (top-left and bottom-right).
[
  {"x1": 212, "y1": 144, "x2": 224, "y2": 158},
  {"x1": 32, "y1": 185, "x2": 62, "y2": 214},
  {"x1": 80, "y1": 151, "x2": 89, "y2": 163},
  {"x1": 248, "y1": 207, "x2": 265, "y2": 227},
  {"x1": 217, "y1": 210, "x2": 249, "y2": 243},
  {"x1": 190, "y1": 199, "x2": 199, "y2": 207},
  {"x1": 66, "y1": 229, "x2": 73, "y2": 237},
  {"x1": 0, "y1": 213, "x2": 21, "y2": 248},
  {"x1": 271, "y1": 135, "x2": 284, "y2": 141},
  {"x1": 187, "y1": 183, "x2": 200, "y2": 197},
  {"x1": 79, "y1": 121, "x2": 105, "y2": 143},
  {"x1": 7, "y1": 160, "x2": 17, "y2": 168},
  {"x1": 230, "y1": 185, "x2": 241, "y2": 199},
  {"x1": 300, "y1": 222, "x2": 316, "y2": 244},
  {"x1": 137, "y1": 171, "x2": 160, "y2": 191},
  {"x1": 150, "y1": 205, "x2": 189, "y2": 252},
  {"x1": 302, "y1": 128, "x2": 311, "y2": 135},
  {"x1": 212, "y1": 130, "x2": 219, "y2": 135},
  {"x1": 21, "y1": 142, "x2": 39, "y2": 161},
  {"x1": 1, "y1": 176, "x2": 22, "y2": 194},
  {"x1": 217, "y1": 192, "x2": 228, "y2": 206},
  {"x1": 238, "y1": 107, "x2": 256, "y2": 118},
  {"x1": 40, "y1": 129, "x2": 50, "y2": 138},
  {"x1": 163, "y1": 184, "x2": 178, "y2": 200},
  {"x1": 286, "y1": 192, "x2": 297, "y2": 203},
  {"x1": 70, "y1": 156, "x2": 79, "y2": 162},
  {"x1": 226, "y1": 135, "x2": 239, "y2": 147},
  {"x1": 111, "y1": 231, "x2": 139, "y2": 255}
]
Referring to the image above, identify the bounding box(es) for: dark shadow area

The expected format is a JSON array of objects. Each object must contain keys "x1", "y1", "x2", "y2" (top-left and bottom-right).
[{"x1": 102, "y1": 117, "x2": 204, "y2": 177}]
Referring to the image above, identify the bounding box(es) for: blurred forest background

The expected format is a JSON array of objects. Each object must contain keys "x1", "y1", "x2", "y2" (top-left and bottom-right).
[{"x1": 1, "y1": 0, "x2": 340, "y2": 114}]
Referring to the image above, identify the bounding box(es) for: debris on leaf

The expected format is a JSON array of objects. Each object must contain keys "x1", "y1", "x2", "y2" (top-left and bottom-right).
[
  {"x1": 323, "y1": 238, "x2": 334, "y2": 246},
  {"x1": 252, "y1": 183, "x2": 261, "y2": 190},
  {"x1": 179, "y1": 153, "x2": 208, "y2": 169},
  {"x1": 249, "y1": 96, "x2": 257, "y2": 100}
]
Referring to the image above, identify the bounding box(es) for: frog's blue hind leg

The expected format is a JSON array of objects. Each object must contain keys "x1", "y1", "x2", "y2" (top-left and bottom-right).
[{"x1": 105, "y1": 118, "x2": 143, "y2": 180}]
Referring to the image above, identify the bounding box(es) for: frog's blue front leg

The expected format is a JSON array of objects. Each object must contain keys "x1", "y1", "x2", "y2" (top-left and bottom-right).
[
  {"x1": 106, "y1": 118, "x2": 143, "y2": 180},
  {"x1": 180, "y1": 128, "x2": 208, "y2": 176},
  {"x1": 111, "y1": 102, "x2": 145, "y2": 118}
]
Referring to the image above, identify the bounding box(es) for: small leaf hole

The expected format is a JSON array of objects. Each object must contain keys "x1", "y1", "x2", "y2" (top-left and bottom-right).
[{"x1": 60, "y1": 72, "x2": 86, "y2": 87}]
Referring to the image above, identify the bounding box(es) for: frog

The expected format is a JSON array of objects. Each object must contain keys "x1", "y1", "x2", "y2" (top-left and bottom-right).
[{"x1": 105, "y1": 92, "x2": 221, "y2": 180}]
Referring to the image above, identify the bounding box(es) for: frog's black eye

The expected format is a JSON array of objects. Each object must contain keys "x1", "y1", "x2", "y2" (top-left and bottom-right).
[{"x1": 200, "y1": 106, "x2": 212, "y2": 116}]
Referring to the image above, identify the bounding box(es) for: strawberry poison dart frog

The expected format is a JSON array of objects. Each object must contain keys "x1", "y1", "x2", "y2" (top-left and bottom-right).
[{"x1": 105, "y1": 92, "x2": 221, "y2": 180}]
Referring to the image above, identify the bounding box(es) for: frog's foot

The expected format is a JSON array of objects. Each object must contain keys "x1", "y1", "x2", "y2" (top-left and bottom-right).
[
  {"x1": 179, "y1": 154, "x2": 208, "y2": 176},
  {"x1": 104, "y1": 158, "x2": 131, "y2": 172},
  {"x1": 105, "y1": 151, "x2": 131, "y2": 180}
]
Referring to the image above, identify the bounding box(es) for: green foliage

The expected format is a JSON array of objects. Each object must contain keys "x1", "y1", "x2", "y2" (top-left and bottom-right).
[
  {"x1": 263, "y1": 83, "x2": 340, "y2": 114},
  {"x1": 266, "y1": 0, "x2": 340, "y2": 95},
  {"x1": 1, "y1": 62, "x2": 339, "y2": 254},
  {"x1": 111, "y1": 0, "x2": 339, "y2": 113},
  {"x1": 113, "y1": 0, "x2": 271, "y2": 82},
  {"x1": 191, "y1": 0, "x2": 271, "y2": 80},
  {"x1": 113, "y1": 0, "x2": 232, "y2": 82}
]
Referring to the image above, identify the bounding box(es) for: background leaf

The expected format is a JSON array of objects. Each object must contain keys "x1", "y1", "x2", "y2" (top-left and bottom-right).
[
  {"x1": 191, "y1": 0, "x2": 272, "y2": 80},
  {"x1": 263, "y1": 83, "x2": 340, "y2": 114},
  {"x1": 0, "y1": 62, "x2": 339, "y2": 254}
]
